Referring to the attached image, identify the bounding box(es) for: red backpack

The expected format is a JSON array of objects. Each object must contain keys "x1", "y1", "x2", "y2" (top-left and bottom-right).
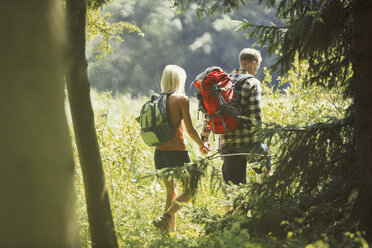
[{"x1": 192, "y1": 67, "x2": 252, "y2": 134}]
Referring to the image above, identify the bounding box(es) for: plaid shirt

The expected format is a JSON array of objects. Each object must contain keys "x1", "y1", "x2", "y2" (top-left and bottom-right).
[{"x1": 201, "y1": 69, "x2": 263, "y2": 148}]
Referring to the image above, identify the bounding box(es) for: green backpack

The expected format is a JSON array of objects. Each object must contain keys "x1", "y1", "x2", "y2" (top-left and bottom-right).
[{"x1": 137, "y1": 92, "x2": 180, "y2": 146}]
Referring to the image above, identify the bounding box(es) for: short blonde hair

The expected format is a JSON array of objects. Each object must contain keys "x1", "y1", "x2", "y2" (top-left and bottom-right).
[
  {"x1": 239, "y1": 48, "x2": 262, "y2": 66},
  {"x1": 160, "y1": 65, "x2": 186, "y2": 94}
]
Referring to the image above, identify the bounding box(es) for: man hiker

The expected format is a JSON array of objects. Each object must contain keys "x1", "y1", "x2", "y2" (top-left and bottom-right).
[{"x1": 201, "y1": 48, "x2": 272, "y2": 186}]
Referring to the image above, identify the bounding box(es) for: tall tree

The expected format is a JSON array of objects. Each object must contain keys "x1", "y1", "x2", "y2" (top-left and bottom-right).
[
  {"x1": 66, "y1": 0, "x2": 118, "y2": 247},
  {"x1": 174, "y1": 0, "x2": 372, "y2": 241},
  {"x1": 0, "y1": 1, "x2": 78, "y2": 247}
]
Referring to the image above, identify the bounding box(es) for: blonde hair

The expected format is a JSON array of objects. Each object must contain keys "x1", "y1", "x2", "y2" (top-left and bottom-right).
[
  {"x1": 239, "y1": 48, "x2": 262, "y2": 66},
  {"x1": 160, "y1": 65, "x2": 187, "y2": 94}
]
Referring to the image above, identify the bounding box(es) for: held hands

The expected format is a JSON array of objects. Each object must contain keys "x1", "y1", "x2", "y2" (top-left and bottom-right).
[{"x1": 199, "y1": 142, "x2": 211, "y2": 154}]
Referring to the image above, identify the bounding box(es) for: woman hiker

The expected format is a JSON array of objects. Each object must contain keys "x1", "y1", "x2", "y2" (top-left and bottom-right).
[{"x1": 152, "y1": 64, "x2": 210, "y2": 233}]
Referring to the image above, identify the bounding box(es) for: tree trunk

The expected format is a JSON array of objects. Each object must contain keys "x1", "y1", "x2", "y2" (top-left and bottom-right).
[
  {"x1": 352, "y1": 0, "x2": 372, "y2": 241},
  {"x1": 65, "y1": 0, "x2": 118, "y2": 247},
  {"x1": 0, "y1": 1, "x2": 78, "y2": 247}
]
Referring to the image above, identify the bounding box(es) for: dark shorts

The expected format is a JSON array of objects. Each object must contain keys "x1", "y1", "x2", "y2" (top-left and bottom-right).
[
  {"x1": 154, "y1": 150, "x2": 191, "y2": 170},
  {"x1": 221, "y1": 143, "x2": 272, "y2": 185}
]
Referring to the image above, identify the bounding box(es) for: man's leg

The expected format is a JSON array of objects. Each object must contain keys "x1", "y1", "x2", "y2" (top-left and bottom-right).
[
  {"x1": 222, "y1": 153, "x2": 247, "y2": 185},
  {"x1": 221, "y1": 153, "x2": 247, "y2": 213}
]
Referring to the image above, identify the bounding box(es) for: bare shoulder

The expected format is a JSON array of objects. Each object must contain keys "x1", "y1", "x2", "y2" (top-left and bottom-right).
[{"x1": 171, "y1": 93, "x2": 189, "y2": 103}]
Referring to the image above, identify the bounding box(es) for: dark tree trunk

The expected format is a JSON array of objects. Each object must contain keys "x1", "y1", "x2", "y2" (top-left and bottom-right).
[
  {"x1": 352, "y1": 0, "x2": 372, "y2": 242},
  {"x1": 65, "y1": 0, "x2": 118, "y2": 247},
  {"x1": 0, "y1": 1, "x2": 78, "y2": 247}
]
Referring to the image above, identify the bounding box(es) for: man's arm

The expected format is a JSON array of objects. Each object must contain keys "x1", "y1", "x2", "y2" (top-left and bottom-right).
[{"x1": 201, "y1": 113, "x2": 211, "y2": 142}]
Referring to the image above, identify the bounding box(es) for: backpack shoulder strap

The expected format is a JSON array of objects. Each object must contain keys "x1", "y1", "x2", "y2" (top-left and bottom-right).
[
  {"x1": 150, "y1": 93, "x2": 161, "y2": 101},
  {"x1": 159, "y1": 91, "x2": 182, "y2": 125},
  {"x1": 233, "y1": 74, "x2": 254, "y2": 87},
  {"x1": 231, "y1": 74, "x2": 255, "y2": 103}
]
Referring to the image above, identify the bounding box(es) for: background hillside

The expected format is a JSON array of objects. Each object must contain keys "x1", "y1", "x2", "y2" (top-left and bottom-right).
[{"x1": 87, "y1": 0, "x2": 278, "y2": 95}]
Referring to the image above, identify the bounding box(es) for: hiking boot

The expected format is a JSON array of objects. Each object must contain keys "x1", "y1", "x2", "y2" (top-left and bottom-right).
[{"x1": 153, "y1": 212, "x2": 171, "y2": 231}]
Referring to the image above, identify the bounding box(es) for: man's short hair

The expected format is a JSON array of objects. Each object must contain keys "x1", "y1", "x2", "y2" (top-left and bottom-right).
[{"x1": 239, "y1": 48, "x2": 262, "y2": 65}]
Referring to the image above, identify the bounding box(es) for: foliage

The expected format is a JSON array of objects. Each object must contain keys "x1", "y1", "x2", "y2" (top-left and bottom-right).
[
  {"x1": 173, "y1": 0, "x2": 246, "y2": 18},
  {"x1": 261, "y1": 54, "x2": 351, "y2": 126},
  {"x1": 215, "y1": 117, "x2": 360, "y2": 247},
  {"x1": 87, "y1": 1, "x2": 143, "y2": 59},
  {"x1": 88, "y1": 0, "x2": 110, "y2": 10}
]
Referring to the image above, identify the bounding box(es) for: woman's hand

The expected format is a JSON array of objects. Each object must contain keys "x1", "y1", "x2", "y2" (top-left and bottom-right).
[{"x1": 199, "y1": 142, "x2": 211, "y2": 154}]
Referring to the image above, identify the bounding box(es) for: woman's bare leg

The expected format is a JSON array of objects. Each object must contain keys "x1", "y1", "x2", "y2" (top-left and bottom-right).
[
  {"x1": 166, "y1": 178, "x2": 192, "y2": 217},
  {"x1": 162, "y1": 178, "x2": 177, "y2": 231},
  {"x1": 166, "y1": 191, "x2": 191, "y2": 216}
]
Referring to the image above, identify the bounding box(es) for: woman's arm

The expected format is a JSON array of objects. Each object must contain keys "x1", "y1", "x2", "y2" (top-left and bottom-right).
[{"x1": 181, "y1": 97, "x2": 209, "y2": 154}]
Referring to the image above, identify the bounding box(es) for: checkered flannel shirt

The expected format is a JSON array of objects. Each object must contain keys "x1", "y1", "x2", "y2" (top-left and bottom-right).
[{"x1": 201, "y1": 69, "x2": 263, "y2": 148}]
